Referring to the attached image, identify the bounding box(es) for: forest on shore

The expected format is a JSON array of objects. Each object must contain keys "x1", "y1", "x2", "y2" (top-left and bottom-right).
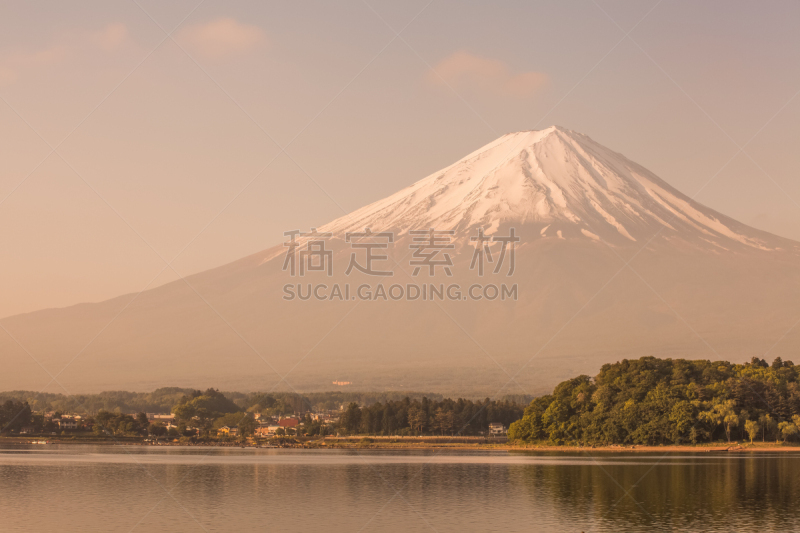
[
  {"x1": 6, "y1": 355, "x2": 800, "y2": 445},
  {"x1": 335, "y1": 397, "x2": 522, "y2": 436},
  {"x1": 509, "y1": 356, "x2": 800, "y2": 445}
]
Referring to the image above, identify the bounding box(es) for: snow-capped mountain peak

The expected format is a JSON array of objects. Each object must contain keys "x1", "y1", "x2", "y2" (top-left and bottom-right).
[{"x1": 320, "y1": 126, "x2": 780, "y2": 251}]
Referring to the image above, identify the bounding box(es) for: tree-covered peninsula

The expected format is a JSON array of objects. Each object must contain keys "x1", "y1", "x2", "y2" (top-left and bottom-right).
[{"x1": 509, "y1": 356, "x2": 800, "y2": 445}]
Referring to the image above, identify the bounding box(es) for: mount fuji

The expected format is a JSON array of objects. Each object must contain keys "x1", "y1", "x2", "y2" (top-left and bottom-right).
[
  {"x1": 4, "y1": 126, "x2": 800, "y2": 395},
  {"x1": 319, "y1": 127, "x2": 787, "y2": 252}
]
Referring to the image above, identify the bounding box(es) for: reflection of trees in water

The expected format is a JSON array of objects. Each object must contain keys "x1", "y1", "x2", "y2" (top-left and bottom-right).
[
  {"x1": 510, "y1": 454, "x2": 800, "y2": 530},
  {"x1": 7, "y1": 452, "x2": 800, "y2": 530}
]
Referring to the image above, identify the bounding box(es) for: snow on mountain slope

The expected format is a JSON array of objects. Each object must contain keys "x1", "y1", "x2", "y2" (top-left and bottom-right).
[{"x1": 319, "y1": 126, "x2": 785, "y2": 252}]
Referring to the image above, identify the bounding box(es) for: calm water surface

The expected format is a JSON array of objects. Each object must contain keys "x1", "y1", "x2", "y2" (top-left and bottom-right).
[{"x1": 1, "y1": 444, "x2": 798, "y2": 532}]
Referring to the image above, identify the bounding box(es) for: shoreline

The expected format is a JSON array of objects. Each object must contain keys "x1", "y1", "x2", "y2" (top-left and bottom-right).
[
  {"x1": 322, "y1": 443, "x2": 800, "y2": 452},
  {"x1": 4, "y1": 436, "x2": 799, "y2": 452}
]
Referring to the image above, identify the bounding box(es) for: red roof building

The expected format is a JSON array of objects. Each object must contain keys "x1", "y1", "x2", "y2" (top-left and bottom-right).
[{"x1": 278, "y1": 417, "x2": 298, "y2": 428}]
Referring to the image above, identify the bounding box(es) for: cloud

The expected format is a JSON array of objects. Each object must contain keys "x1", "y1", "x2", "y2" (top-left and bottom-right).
[
  {"x1": 0, "y1": 44, "x2": 67, "y2": 86},
  {"x1": 90, "y1": 23, "x2": 129, "y2": 51},
  {"x1": 7, "y1": 44, "x2": 67, "y2": 68},
  {"x1": 428, "y1": 51, "x2": 548, "y2": 98},
  {"x1": 0, "y1": 23, "x2": 129, "y2": 86},
  {"x1": 178, "y1": 18, "x2": 266, "y2": 59}
]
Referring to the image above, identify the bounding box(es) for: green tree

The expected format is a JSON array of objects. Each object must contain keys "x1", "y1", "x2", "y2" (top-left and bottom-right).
[
  {"x1": 511, "y1": 356, "x2": 800, "y2": 446},
  {"x1": 434, "y1": 408, "x2": 454, "y2": 436},
  {"x1": 701, "y1": 400, "x2": 738, "y2": 442},
  {"x1": 0, "y1": 400, "x2": 32, "y2": 433},
  {"x1": 508, "y1": 416, "x2": 536, "y2": 442},
  {"x1": 778, "y1": 421, "x2": 798, "y2": 443},
  {"x1": 759, "y1": 414, "x2": 777, "y2": 442},
  {"x1": 744, "y1": 420, "x2": 760, "y2": 444},
  {"x1": 340, "y1": 403, "x2": 362, "y2": 435},
  {"x1": 668, "y1": 400, "x2": 695, "y2": 444},
  {"x1": 407, "y1": 405, "x2": 427, "y2": 435},
  {"x1": 92, "y1": 410, "x2": 144, "y2": 437},
  {"x1": 239, "y1": 416, "x2": 256, "y2": 437},
  {"x1": 172, "y1": 389, "x2": 239, "y2": 438},
  {"x1": 723, "y1": 404, "x2": 740, "y2": 443}
]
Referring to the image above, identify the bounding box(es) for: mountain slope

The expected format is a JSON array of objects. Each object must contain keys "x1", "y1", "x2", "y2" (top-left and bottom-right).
[
  {"x1": 319, "y1": 127, "x2": 792, "y2": 251},
  {"x1": 3, "y1": 127, "x2": 800, "y2": 395}
]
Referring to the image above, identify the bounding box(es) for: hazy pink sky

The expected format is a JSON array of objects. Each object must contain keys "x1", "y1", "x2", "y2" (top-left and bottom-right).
[{"x1": 1, "y1": 0, "x2": 799, "y2": 317}]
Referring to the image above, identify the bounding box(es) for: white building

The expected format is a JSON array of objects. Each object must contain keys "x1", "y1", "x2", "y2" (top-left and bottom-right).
[
  {"x1": 56, "y1": 418, "x2": 78, "y2": 430},
  {"x1": 148, "y1": 414, "x2": 176, "y2": 423},
  {"x1": 488, "y1": 423, "x2": 506, "y2": 436},
  {"x1": 255, "y1": 425, "x2": 281, "y2": 437}
]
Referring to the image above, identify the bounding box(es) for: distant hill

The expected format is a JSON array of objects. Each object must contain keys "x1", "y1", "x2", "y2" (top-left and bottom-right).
[
  {"x1": 0, "y1": 389, "x2": 456, "y2": 415},
  {"x1": 4, "y1": 127, "x2": 800, "y2": 395}
]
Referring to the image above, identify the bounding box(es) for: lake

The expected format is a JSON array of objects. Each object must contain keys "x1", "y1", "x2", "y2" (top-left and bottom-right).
[{"x1": 1, "y1": 444, "x2": 798, "y2": 531}]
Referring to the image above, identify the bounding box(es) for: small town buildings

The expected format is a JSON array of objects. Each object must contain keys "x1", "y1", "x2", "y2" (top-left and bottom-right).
[
  {"x1": 218, "y1": 426, "x2": 238, "y2": 436},
  {"x1": 255, "y1": 425, "x2": 281, "y2": 437},
  {"x1": 488, "y1": 423, "x2": 506, "y2": 436},
  {"x1": 278, "y1": 417, "x2": 299, "y2": 428},
  {"x1": 56, "y1": 417, "x2": 79, "y2": 430}
]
